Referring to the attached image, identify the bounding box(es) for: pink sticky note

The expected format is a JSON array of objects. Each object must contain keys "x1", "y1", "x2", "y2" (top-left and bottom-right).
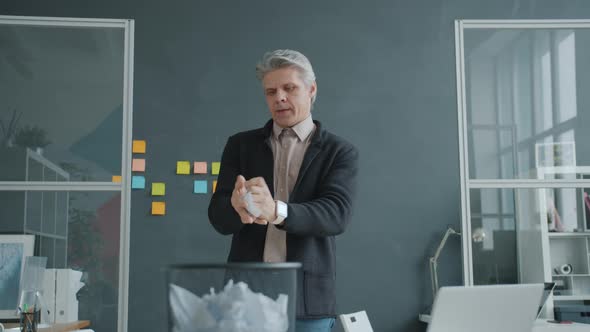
[
  {"x1": 194, "y1": 162, "x2": 208, "y2": 174},
  {"x1": 132, "y1": 158, "x2": 146, "y2": 172}
]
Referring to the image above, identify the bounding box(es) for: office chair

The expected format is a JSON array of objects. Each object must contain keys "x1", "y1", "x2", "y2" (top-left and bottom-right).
[{"x1": 339, "y1": 310, "x2": 374, "y2": 332}]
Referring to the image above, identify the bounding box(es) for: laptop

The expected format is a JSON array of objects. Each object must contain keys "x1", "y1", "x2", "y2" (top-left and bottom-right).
[{"x1": 427, "y1": 284, "x2": 544, "y2": 332}]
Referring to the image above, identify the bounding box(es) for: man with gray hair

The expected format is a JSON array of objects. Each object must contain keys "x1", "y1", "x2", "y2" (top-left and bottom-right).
[{"x1": 209, "y1": 49, "x2": 359, "y2": 332}]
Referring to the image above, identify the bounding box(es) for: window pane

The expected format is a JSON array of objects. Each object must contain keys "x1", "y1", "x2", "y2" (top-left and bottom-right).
[
  {"x1": 464, "y1": 29, "x2": 590, "y2": 179},
  {"x1": 470, "y1": 188, "x2": 518, "y2": 285},
  {"x1": 470, "y1": 186, "x2": 590, "y2": 302},
  {"x1": 0, "y1": 190, "x2": 120, "y2": 331},
  {"x1": 0, "y1": 25, "x2": 125, "y2": 181}
]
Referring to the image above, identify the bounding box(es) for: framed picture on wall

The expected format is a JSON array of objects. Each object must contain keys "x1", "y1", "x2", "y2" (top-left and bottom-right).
[
  {"x1": 0, "y1": 234, "x2": 35, "y2": 319},
  {"x1": 535, "y1": 141, "x2": 576, "y2": 169}
]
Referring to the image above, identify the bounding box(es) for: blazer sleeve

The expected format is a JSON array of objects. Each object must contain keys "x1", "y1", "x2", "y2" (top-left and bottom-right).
[
  {"x1": 208, "y1": 135, "x2": 244, "y2": 235},
  {"x1": 278, "y1": 143, "x2": 359, "y2": 237}
]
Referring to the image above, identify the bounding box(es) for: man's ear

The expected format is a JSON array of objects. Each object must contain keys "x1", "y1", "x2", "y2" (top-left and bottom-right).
[{"x1": 310, "y1": 81, "x2": 317, "y2": 99}]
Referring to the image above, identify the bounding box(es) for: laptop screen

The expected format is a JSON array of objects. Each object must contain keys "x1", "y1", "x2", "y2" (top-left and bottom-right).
[{"x1": 537, "y1": 282, "x2": 556, "y2": 318}]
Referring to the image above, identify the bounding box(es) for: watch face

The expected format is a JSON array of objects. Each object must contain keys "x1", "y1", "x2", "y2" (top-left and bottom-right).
[{"x1": 277, "y1": 201, "x2": 288, "y2": 217}]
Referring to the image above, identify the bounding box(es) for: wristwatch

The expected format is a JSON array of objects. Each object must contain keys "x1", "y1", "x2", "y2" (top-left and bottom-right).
[{"x1": 271, "y1": 200, "x2": 288, "y2": 225}]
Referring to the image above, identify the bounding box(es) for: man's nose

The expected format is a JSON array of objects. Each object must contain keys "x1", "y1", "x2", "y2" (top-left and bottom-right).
[{"x1": 275, "y1": 90, "x2": 287, "y2": 102}]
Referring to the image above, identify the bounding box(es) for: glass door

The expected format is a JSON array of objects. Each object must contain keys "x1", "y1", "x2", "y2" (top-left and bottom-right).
[
  {"x1": 456, "y1": 20, "x2": 590, "y2": 317},
  {"x1": 0, "y1": 16, "x2": 134, "y2": 332}
]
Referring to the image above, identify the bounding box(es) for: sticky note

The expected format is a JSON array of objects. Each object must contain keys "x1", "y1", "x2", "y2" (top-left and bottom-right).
[
  {"x1": 132, "y1": 140, "x2": 146, "y2": 153},
  {"x1": 194, "y1": 162, "x2": 207, "y2": 174},
  {"x1": 152, "y1": 182, "x2": 165, "y2": 196},
  {"x1": 194, "y1": 180, "x2": 207, "y2": 194},
  {"x1": 132, "y1": 158, "x2": 146, "y2": 172},
  {"x1": 213, "y1": 180, "x2": 217, "y2": 193},
  {"x1": 211, "y1": 162, "x2": 221, "y2": 175},
  {"x1": 112, "y1": 175, "x2": 122, "y2": 183},
  {"x1": 151, "y1": 201, "x2": 166, "y2": 215},
  {"x1": 177, "y1": 161, "x2": 190, "y2": 175},
  {"x1": 131, "y1": 176, "x2": 145, "y2": 189}
]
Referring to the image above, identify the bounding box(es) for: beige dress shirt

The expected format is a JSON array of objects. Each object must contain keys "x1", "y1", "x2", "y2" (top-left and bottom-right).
[{"x1": 263, "y1": 115, "x2": 316, "y2": 262}]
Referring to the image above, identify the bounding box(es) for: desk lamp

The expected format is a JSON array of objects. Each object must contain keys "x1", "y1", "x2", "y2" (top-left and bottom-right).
[{"x1": 429, "y1": 226, "x2": 486, "y2": 300}]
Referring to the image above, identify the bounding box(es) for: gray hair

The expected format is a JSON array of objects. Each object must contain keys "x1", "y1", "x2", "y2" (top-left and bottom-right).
[{"x1": 256, "y1": 49, "x2": 317, "y2": 104}]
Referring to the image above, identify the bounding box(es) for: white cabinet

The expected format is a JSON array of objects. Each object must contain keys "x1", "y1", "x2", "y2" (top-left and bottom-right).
[{"x1": 536, "y1": 167, "x2": 590, "y2": 301}]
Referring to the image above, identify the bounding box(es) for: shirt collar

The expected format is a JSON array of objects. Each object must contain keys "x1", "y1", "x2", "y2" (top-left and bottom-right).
[{"x1": 273, "y1": 114, "x2": 315, "y2": 141}]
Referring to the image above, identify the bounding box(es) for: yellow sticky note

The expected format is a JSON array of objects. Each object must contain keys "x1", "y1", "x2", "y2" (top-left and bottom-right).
[
  {"x1": 194, "y1": 162, "x2": 207, "y2": 174},
  {"x1": 213, "y1": 180, "x2": 217, "y2": 193},
  {"x1": 151, "y1": 201, "x2": 166, "y2": 215},
  {"x1": 211, "y1": 162, "x2": 221, "y2": 175},
  {"x1": 112, "y1": 175, "x2": 122, "y2": 183},
  {"x1": 176, "y1": 161, "x2": 190, "y2": 175},
  {"x1": 132, "y1": 158, "x2": 146, "y2": 172},
  {"x1": 132, "y1": 140, "x2": 146, "y2": 153},
  {"x1": 152, "y1": 182, "x2": 165, "y2": 196}
]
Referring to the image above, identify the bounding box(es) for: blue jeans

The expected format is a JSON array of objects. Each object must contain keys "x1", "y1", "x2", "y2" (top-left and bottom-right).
[{"x1": 296, "y1": 318, "x2": 336, "y2": 332}]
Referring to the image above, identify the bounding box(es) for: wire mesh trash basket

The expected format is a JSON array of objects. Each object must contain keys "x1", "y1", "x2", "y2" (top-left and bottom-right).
[{"x1": 166, "y1": 262, "x2": 301, "y2": 332}]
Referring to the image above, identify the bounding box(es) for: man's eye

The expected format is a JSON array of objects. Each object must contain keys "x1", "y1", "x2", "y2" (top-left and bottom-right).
[
  {"x1": 266, "y1": 90, "x2": 276, "y2": 95},
  {"x1": 285, "y1": 85, "x2": 295, "y2": 91}
]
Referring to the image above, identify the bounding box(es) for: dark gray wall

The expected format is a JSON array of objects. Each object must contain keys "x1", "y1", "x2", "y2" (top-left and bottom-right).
[{"x1": 3, "y1": 1, "x2": 590, "y2": 331}]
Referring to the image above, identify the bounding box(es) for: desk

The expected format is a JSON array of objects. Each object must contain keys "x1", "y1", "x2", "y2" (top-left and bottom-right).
[
  {"x1": 419, "y1": 314, "x2": 588, "y2": 331},
  {"x1": 533, "y1": 320, "x2": 590, "y2": 331},
  {"x1": 3, "y1": 320, "x2": 90, "y2": 332}
]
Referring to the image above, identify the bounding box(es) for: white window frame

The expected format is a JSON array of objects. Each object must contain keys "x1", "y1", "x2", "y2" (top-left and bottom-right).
[
  {"x1": 0, "y1": 15, "x2": 134, "y2": 332},
  {"x1": 455, "y1": 19, "x2": 590, "y2": 286}
]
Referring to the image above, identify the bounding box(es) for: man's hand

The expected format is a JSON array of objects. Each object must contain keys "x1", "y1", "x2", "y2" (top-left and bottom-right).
[
  {"x1": 231, "y1": 175, "x2": 255, "y2": 224},
  {"x1": 245, "y1": 177, "x2": 277, "y2": 222},
  {"x1": 231, "y1": 175, "x2": 269, "y2": 225}
]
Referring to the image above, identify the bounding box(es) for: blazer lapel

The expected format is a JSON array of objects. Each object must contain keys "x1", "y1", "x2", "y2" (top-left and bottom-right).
[
  {"x1": 295, "y1": 141, "x2": 321, "y2": 189},
  {"x1": 292, "y1": 120, "x2": 324, "y2": 192},
  {"x1": 262, "y1": 134, "x2": 275, "y2": 194}
]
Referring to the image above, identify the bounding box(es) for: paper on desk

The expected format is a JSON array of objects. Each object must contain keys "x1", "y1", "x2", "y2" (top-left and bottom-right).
[{"x1": 169, "y1": 279, "x2": 288, "y2": 332}]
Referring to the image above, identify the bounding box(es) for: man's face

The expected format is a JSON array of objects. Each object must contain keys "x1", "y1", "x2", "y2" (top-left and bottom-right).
[{"x1": 262, "y1": 67, "x2": 316, "y2": 128}]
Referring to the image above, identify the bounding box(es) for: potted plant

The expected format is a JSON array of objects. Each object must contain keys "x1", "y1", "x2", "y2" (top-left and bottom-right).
[
  {"x1": 0, "y1": 108, "x2": 21, "y2": 148},
  {"x1": 14, "y1": 125, "x2": 51, "y2": 154}
]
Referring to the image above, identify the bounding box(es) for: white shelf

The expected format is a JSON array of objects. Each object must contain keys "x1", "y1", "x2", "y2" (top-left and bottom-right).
[
  {"x1": 553, "y1": 295, "x2": 590, "y2": 301},
  {"x1": 541, "y1": 168, "x2": 590, "y2": 306},
  {"x1": 548, "y1": 232, "x2": 590, "y2": 238},
  {"x1": 23, "y1": 229, "x2": 67, "y2": 240},
  {"x1": 552, "y1": 274, "x2": 590, "y2": 277}
]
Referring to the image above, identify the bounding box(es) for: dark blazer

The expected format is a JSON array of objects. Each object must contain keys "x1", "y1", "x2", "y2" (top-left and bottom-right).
[{"x1": 208, "y1": 119, "x2": 359, "y2": 319}]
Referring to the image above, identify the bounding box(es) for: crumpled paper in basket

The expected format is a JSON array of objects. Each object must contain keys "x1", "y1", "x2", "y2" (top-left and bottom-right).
[{"x1": 169, "y1": 279, "x2": 288, "y2": 332}]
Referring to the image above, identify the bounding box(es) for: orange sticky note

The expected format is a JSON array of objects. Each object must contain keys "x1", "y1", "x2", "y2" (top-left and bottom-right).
[
  {"x1": 211, "y1": 162, "x2": 221, "y2": 175},
  {"x1": 152, "y1": 201, "x2": 166, "y2": 215},
  {"x1": 132, "y1": 140, "x2": 146, "y2": 153},
  {"x1": 176, "y1": 161, "x2": 190, "y2": 175},
  {"x1": 132, "y1": 158, "x2": 146, "y2": 172},
  {"x1": 194, "y1": 162, "x2": 207, "y2": 174},
  {"x1": 213, "y1": 180, "x2": 217, "y2": 193},
  {"x1": 112, "y1": 175, "x2": 122, "y2": 183}
]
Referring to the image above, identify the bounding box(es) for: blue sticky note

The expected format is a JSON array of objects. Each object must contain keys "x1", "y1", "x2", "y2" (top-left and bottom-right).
[
  {"x1": 131, "y1": 176, "x2": 145, "y2": 189},
  {"x1": 194, "y1": 180, "x2": 207, "y2": 194}
]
